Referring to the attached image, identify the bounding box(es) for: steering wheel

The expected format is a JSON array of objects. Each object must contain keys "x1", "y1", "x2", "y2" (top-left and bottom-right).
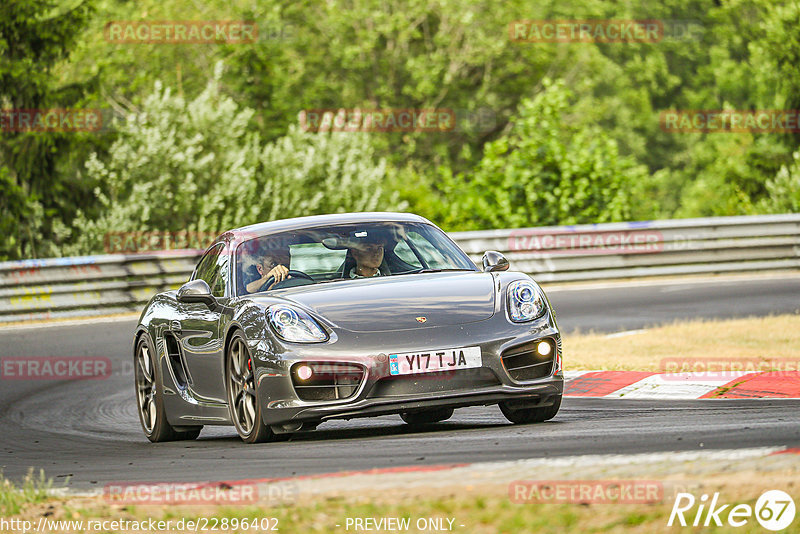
[{"x1": 258, "y1": 269, "x2": 314, "y2": 292}]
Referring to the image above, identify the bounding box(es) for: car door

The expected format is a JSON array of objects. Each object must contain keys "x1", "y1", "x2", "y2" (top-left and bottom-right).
[{"x1": 172, "y1": 242, "x2": 230, "y2": 402}]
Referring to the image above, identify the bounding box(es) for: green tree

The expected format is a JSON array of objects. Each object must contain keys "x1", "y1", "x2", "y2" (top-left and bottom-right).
[
  {"x1": 439, "y1": 80, "x2": 648, "y2": 230},
  {"x1": 0, "y1": 0, "x2": 96, "y2": 260},
  {"x1": 7, "y1": 0, "x2": 800, "y2": 259},
  {"x1": 69, "y1": 66, "x2": 404, "y2": 255},
  {"x1": 658, "y1": 0, "x2": 799, "y2": 217}
]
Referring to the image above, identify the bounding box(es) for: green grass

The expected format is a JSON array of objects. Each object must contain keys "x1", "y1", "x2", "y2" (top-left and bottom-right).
[
  {"x1": 0, "y1": 470, "x2": 53, "y2": 515},
  {"x1": 151, "y1": 498, "x2": 667, "y2": 534},
  {"x1": 3, "y1": 479, "x2": 793, "y2": 533}
]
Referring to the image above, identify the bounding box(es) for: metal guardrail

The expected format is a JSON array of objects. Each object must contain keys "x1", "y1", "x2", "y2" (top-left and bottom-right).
[{"x1": 1, "y1": 214, "x2": 798, "y2": 323}]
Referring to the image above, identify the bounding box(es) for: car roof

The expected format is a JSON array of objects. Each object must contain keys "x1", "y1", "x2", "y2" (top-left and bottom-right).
[{"x1": 225, "y1": 212, "x2": 433, "y2": 242}]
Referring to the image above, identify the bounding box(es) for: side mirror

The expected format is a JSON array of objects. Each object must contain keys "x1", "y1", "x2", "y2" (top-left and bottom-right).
[
  {"x1": 482, "y1": 250, "x2": 509, "y2": 272},
  {"x1": 177, "y1": 279, "x2": 216, "y2": 307}
]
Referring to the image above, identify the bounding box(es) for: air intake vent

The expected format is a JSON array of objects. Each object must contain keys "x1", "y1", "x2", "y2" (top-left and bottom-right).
[
  {"x1": 290, "y1": 362, "x2": 365, "y2": 401},
  {"x1": 163, "y1": 333, "x2": 189, "y2": 389},
  {"x1": 501, "y1": 338, "x2": 557, "y2": 382}
]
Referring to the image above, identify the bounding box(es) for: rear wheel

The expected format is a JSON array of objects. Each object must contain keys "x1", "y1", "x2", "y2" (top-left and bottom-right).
[
  {"x1": 400, "y1": 407, "x2": 454, "y2": 425},
  {"x1": 499, "y1": 395, "x2": 562, "y2": 424},
  {"x1": 135, "y1": 335, "x2": 202, "y2": 442},
  {"x1": 226, "y1": 333, "x2": 278, "y2": 443}
]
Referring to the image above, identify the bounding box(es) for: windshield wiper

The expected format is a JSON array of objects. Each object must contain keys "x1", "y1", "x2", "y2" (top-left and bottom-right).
[
  {"x1": 401, "y1": 268, "x2": 474, "y2": 274},
  {"x1": 315, "y1": 277, "x2": 351, "y2": 285},
  {"x1": 300, "y1": 269, "x2": 473, "y2": 284}
]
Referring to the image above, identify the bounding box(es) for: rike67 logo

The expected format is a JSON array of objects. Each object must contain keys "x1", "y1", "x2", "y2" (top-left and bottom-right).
[{"x1": 669, "y1": 490, "x2": 796, "y2": 531}]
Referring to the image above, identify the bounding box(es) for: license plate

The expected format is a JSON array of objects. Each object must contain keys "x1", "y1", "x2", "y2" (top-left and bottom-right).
[{"x1": 388, "y1": 346, "x2": 482, "y2": 376}]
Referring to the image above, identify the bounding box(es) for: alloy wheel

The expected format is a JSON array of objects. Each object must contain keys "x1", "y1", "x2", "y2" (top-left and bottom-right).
[
  {"x1": 135, "y1": 343, "x2": 157, "y2": 434},
  {"x1": 228, "y1": 337, "x2": 257, "y2": 436}
]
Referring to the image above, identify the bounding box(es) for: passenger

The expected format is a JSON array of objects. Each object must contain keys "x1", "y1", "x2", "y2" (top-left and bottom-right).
[
  {"x1": 246, "y1": 246, "x2": 290, "y2": 293},
  {"x1": 348, "y1": 238, "x2": 385, "y2": 278}
]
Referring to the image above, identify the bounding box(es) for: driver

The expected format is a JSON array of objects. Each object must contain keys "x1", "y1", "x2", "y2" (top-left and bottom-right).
[{"x1": 246, "y1": 246, "x2": 290, "y2": 293}]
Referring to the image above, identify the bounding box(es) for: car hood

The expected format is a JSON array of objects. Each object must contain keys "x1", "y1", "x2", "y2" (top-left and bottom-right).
[{"x1": 265, "y1": 271, "x2": 496, "y2": 332}]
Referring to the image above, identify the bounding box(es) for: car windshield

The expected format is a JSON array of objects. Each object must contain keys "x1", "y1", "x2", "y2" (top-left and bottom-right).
[{"x1": 235, "y1": 221, "x2": 477, "y2": 295}]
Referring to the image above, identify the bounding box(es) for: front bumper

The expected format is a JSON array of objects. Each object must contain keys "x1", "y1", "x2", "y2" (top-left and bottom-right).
[
  {"x1": 275, "y1": 378, "x2": 563, "y2": 424},
  {"x1": 251, "y1": 311, "x2": 563, "y2": 426}
]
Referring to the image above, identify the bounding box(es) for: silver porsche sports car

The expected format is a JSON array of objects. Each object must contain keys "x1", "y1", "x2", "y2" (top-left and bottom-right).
[{"x1": 133, "y1": 212, "x2": 563, "y2": 443}]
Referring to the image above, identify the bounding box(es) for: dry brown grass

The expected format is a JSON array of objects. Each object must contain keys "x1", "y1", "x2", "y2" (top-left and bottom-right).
[
  {"x1": 563, "y1": 314, "x2": 800, "y2": 371},
  {"x1": 9, "y1": 463, "x2": 800, "y2": 534}
]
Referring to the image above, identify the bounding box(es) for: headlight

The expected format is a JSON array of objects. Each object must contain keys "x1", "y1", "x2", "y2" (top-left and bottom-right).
[
  {"x1": 507, "y1": 280, "x2": 546, "y2": 322},
  {"x1": 267, "y1": 305, "x2": 328, "y2": 343}
]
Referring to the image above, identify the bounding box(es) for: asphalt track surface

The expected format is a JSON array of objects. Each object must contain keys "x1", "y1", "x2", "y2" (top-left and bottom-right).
[{"x1": 1, "y1": 275, "x2": 799, "y2": 489}]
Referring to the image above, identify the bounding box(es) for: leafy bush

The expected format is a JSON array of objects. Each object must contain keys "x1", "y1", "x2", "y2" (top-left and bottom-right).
[
  {"x1": 760, "y1": 151, "x2": 800, "y2": 213},
  {"x1": 69, "y1": 64, "x2": 404, "y2": 255},
  {"x1": 438, "y1": 79, "x2": 649, "y2": 230}
]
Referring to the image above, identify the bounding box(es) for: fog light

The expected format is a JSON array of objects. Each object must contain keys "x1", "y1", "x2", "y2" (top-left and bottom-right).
[
  {"x1": 296, "y1": 365, "x2": 313, "y2": 380},
  {"x1": 536, "y1": 341, "x2": 552, "y2": 356}
]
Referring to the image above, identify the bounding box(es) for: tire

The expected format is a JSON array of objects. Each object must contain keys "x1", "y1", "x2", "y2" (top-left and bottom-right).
[
  {"x1": 400, "y1": 407, "x2": 454, "y2": 425},
  {"x1": 499, "y1": 395, "x2": 562, "y2": 425},
  {"x1": 135, "y1": 334, "x2": 202, "y2": 442},
  {"x1": 226, "y1": 332, "x2": 278, "y2": 443}
]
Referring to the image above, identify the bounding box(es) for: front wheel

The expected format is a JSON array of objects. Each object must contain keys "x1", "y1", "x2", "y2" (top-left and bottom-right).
[
  {"x1": 226, "y1": 332, "x2": 279, "y2": 443},
  {"x1": 499, "y1": 395, "x2": 562, "y2": 424},
  {"x1": 135, "y1": 335, "x2": 202, "y2": 442}
]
